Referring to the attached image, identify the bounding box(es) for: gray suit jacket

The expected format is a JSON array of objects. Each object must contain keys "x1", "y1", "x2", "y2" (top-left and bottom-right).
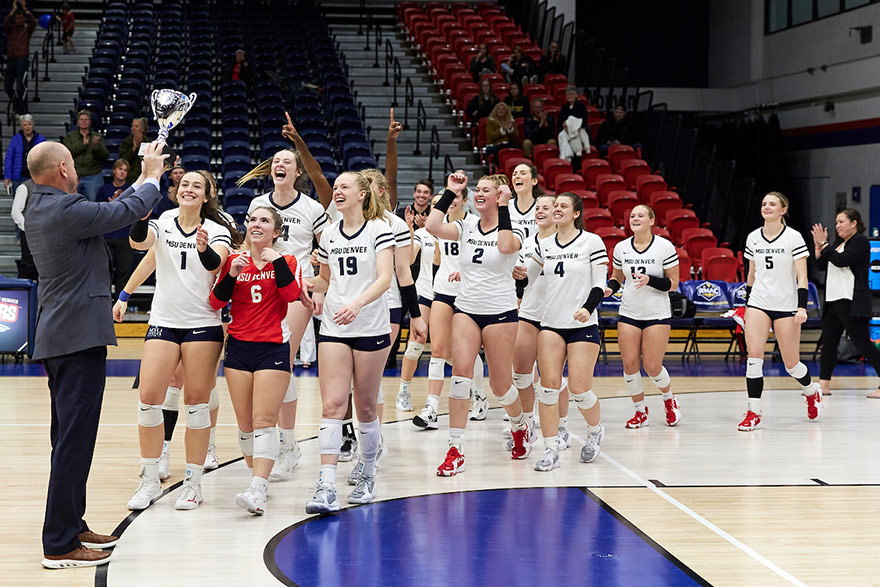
[{"x1": 25, "y1": 182, "x2": 162, "y2": 359}]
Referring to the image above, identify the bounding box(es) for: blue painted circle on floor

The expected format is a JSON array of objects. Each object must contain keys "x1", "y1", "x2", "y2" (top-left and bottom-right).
[{"x1": 264, "y1": 487, "x2": 705, "y2": 587}]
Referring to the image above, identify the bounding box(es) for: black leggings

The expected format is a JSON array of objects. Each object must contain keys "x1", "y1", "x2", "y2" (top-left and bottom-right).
[{"x1": 819, "y1": 299, "x2": 880, "y2": 380}]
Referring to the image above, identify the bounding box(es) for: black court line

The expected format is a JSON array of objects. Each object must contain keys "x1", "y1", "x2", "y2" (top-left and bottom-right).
[
  {"x1": 578, "y1": 487, "x2": 711, "y2": 587},
  {"x1": 650, "y1": 479, "x2": 666, "y2": 487},
  {"x1": 812, "y1": 478, "x2": 829, "y2": 486}
]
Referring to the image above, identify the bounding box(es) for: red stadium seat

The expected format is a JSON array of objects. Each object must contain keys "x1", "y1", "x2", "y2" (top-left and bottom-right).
[
  {"x1": 701, "y1": 247, "x2": 739, "y2": 281},
  {"x1": 653, "y1": 226, "x2": 672, "y2": 240},
  {"x1": 570, "y1": 189, "x2": 599, "y2": 209},
  {"x1": 666, "y1": 209, "x2": 699, "y2": 246},
  {"x1": 584, "y1": 208, "x2": 614, "y2": 232},
  {"x1": 595, "y1": 227, "x2": 626, "y2": 261},
  {"x1": 636, "y1": 174, "x2": 668, "y2": 205},
  {"x1": 542, "y1": 158, "x2": 574, "y2": 190},
  {"x1": 491, "y1": 82, "x2": 510, "y2": 101},
  {"x1": 607, "y1": 190, "x2": 640, "y2": 226},
  {"x1": 620, "y1": 158, "x2": 651, "y2": 190},
  {"x1": 682, "y1": 228, "x2": 718, "y2": 269},
  {"x1": 498, "y1": 148, "x2": 525, "y2": 175},
  {"x1": 533, "y1": 144, "x2": 560, "y2": 169},
  {"x1": 649, "y1": 191, "x2": 683, "y2": 226},
  {"x1": 675, "y1": 247, "x2": 692, "y2": 281},
  {"x1": 504, "y1": 157, "x2": 531, "y2": 179},
  {"x1": 580, "y1": 158, "x2": 610, "y2": 190},
  {"x1": 595, "y1": 173, "x2": 625, "y2": 207},
  {"x1": 608, "y1": 144, "x2": 637, "y2": 172},
  {"x1": 555, "y1": 174, "x2": 586, "y2": 194},
  {"x1": 480, "y1": 72, "x2": 505, "y2": 84}
]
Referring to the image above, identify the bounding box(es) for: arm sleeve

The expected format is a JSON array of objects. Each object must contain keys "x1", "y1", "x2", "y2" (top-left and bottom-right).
[
  {"x1": 92, "y1": 136, "x2": 110, "y2": 163},
  {"x1": 63, "y1": 132, "x2": 87, "y2": 157},
  {"x1": 209, "y1": 258, "x2": 235, "y2": 309},
  {"x1": 275, "y1": 256, "x2": 303, "y2": 302}
]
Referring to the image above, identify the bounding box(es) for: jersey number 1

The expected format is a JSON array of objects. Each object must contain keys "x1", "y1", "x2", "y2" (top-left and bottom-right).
[{"x1": 180, "y1": 251, "x2": 187, "y2": 270}]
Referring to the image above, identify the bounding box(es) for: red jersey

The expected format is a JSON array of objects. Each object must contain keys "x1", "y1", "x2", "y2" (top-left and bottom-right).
[{"x1": 210, "y1": 253, "x2": 302, "y2": 343}]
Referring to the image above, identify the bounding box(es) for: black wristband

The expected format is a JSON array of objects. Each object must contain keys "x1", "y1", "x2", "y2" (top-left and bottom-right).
[
  {"x1": 497, "y1": 205, "x2": 512, "y2": 231},
  {"x1": 211, "y1": 272, "x2": 237, "y2": 303},
  {"x1": 745, "y1": 285, "x2": 752, "y2": 302},
  {"x1": 198, "y1": 246, "x2": 221, "y2": 271},
  {"x1": 272, "y1": 256, "x2": 295, "y2": 288},
  {"x1": 797, "y1": 287, "x2": 808, "y2": 309},
  {"x1": 433, "y1": 189, "x2": 457, "y2": 214},
  {"x1": 646, "y1": 275, "x2": 672, "y2": 292},
  {"x1": 400, "y1": 283, "x2": 421, "y2": 318},
  {"x1": 582, "y1": 286, "x2": 605, "y2": 314},
  {"x1": 607, "y1": 278, "x2": 621, "y2": 294},
  {"x1": 515, "y1": 277, "x2": 527, "y2": 299},
  {"x1": 129, "y1": 218, "x2": 149, "y2": 242}
]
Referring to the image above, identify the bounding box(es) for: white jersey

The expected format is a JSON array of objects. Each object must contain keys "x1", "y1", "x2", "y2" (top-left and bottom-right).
[
  {"x1": 159, "y1": 207, "x2": 235, "y2": 225},
  {"x1": 413, "y1": 227, "x2": 437, "y2": 300},
  {"x1": 454, "y1": 214, "x2": 524, "y2": 314},
  {"x1": 316, "y1": 218, "x2": 395, "y2": 338},
  {"x1": 148, "y1": 216, "x2": 232, "y2": 328},
  {"x1": 383, "y1": 210, "x2": 411, "y2": 310},
  {"x1": 509, "y1": 197, "x2": 537, "y2": 239},
  {"x1": 613, "y1": 235, "x2": 679, "y2": 320},
  {"x1": 744, "y1": 226, "x2": 809, "y2": 312},
  {"x1": 434, "y1": 212, "x2": 474, "y2": 297},
  {"x1": 248, "y1": 192, "x2": 328, "y2": 266},
  {"x1": 533, "y1": 230, "x2": 608, "y2": 328},
  {"x1": 518, "y1": 232, "x2": 552, "y2": 322}
]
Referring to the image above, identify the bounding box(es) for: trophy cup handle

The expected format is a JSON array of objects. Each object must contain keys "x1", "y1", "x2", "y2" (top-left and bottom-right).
[
  {"x1": 182, "y1": 93, "x2": 198, "y2": 117},
  {"x1": 150, "y1": 89, "x2": 161, "y2": 120}
]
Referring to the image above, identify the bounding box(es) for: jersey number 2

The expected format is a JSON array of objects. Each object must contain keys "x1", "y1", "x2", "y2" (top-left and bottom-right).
[{"x1": 472, "y1": 248, "x2": 484, "y2": 264}]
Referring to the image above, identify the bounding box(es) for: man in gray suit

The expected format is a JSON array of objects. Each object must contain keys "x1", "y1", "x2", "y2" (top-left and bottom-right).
[{"x1": 26, "y1": 141, "x2": 167, "y2": 568}]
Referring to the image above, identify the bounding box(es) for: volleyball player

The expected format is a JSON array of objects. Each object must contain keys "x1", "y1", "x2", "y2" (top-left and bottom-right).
[
  {"x1": 209, "y1": 206, "x2": 311, "y2": 515},
  {"x1": 304, "y1": 171, "x2": 395, "y2": 512},
  {"x1": 607, "y1": 205, "x2": 681, "y2": 428},
  {"x1": 740, "y1": 192, "x2": 822, "y2": 430},
  {"x1": 426, "y1": 173, "x2": 531, "y2": 476},
  {"x1": 125, "y1": 170, "x2": 241, "y2": 510},
  {"x1": 413, "y1": 186, "x2": 486, "y2": 429},
  {"x1": 509, "y1": 162, "x2": 542, "y2": 237},
  {"x1": 238, "y1": 113, "x2": 331, "y2": 481},
  {"x1": 396, "y1": 194, "x2": 441, "y2": 411},
  {"x1": 525, "y1": 193, "x2": 607, "y2": 470}
]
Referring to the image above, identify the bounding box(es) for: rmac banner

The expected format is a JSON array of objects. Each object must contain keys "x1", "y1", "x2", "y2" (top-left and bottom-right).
[{"x1": 0, "y1": 290, "x2": 28, "y2": 354}]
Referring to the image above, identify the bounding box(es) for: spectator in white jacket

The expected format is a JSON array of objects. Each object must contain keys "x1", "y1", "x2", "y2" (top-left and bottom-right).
[{"x1": 11, "y1": 178, "x2": 37, "y2": 279}]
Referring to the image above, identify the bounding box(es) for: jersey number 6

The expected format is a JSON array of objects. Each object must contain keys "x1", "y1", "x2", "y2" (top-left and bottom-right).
[{"x1": 250, "y1": 285, "x2": 262, "y2": 303}]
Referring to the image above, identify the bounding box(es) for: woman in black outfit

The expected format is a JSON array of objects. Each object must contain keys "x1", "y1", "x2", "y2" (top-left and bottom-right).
[{"x1": 811, "y1": 209, "x2": 880, "y2": 397}]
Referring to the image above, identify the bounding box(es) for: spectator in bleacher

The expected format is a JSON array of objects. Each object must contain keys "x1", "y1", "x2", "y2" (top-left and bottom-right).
[
  {"x1": 465, "y1": 79, "x2": 498, "y2": 126},
  {"x1": 10, "y1": 178, "x2": 37, "y2": 279},
  {"x1": 396, "y1": 178, "x2": 434, "y2": 229},
  {"x1": 595, "y1": 105, "x2": 638, "y2": 152},
  {"x1": 119, "y1": 117, "x2": 151, "y2": 183},
  {"x1": 56, "y1": 2, "x2": 75, "y2": 54},
  {"x1": 62, "y1": 109, "x2": 109, "y2": 202},
  {"x1": 485, "y1": 102, "x2": 520, "y2": 161},
  {"x1": 469, "y1": 43, "x2": 495, "y2": 83},
  {"x1": 504, "y1": 81, "x2": 530, "y2": 119},
  {"x1": 538, "y1": 41, "x2": 567, "y2": 81},
  {"x1": 226, "y1": 49, "x2": 253, "y2": 85},
  {"x1": 522, "y1": 98, "x2": 556, "y2": 158},
  {"x1": 3, "y1": 1, "x2": 37, "y2": 115},
  {"x1": 501, "y1": 45, "x2": 538, "y2": 85},
  {"x1": 557, "y1": 86, "x2": 591, "y2": 167},
  {"x1": 811, "y1": 210, "x2": 880, "y2": 398},
  {"x1": 4, "y1": 114, "x2": 45, "y2": 194},
  {"x1": 95, "y1": 159, "x2": 134, "y2": 299}
]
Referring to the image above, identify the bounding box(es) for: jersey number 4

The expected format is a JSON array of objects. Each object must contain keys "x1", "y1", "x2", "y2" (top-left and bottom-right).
[
  {"x1": 554, "y1": 261, "x2": 565, "y2": 277},
  {"x1": 338, "y1": 256, "x2": 358, "y2": 275}
]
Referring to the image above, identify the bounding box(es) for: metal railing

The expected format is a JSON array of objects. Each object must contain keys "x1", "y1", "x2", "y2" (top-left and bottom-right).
[
  {"x1": 373, "y1": 19, "x2": 382, "y2": 68},
  {"x1": 403, "y1": 77, "x2": 413, "y2": 129},
  {"x1": 427, "y1": 124, "x2": 440, "y2": 182},
  {"x1": 41, "y1": 15, "x2": 56, "y2": 69},
  {"x1": 443, "y1": 153, "x2": 455, "y2": 178},
  {"x1": 383, "y1": 39, "x2": 393, "y2": 87},
  {"x1": 391, "y1": 57, "x2": 402, "y2": 107},
  {"x1": 30, "y1": 51, "x2": 39, "y2": 103},
  {"x1": 413, "y1": 98, "x2": 427, "y2": 155}
]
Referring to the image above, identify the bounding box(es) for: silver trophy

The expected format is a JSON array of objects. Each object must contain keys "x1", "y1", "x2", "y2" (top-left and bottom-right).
[{"x1": 150, "y1": 89, "x2": 197, "y2": 145}]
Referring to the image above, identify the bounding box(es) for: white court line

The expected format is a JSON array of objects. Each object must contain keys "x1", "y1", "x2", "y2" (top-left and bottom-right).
[{"x1": 570, "y1": 432, "x2": 807, "y2": 587}]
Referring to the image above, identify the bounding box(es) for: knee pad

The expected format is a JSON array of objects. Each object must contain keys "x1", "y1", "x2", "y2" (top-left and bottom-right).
[
  {"x1": 572, "y1": 390, "x2": 598, "y2": 410},
  {"x1": 497, "y1": 384, "x2": 520, "y2": 406},
  {"x1": 649, "y1": 367, "x2": 670, "y2": 390},
  {"x1": 746, "y1": 358, "x2": 764, "y2": 379},
  {"x1": 785, "y1": 361, "x2": 808, "y2": 379},
  {"x1": 185, "y1": 403, "x2": 211, "y2": 430},
  {"x1": 404, "y1": 340, "x2": 425, "y2": 361},
  {"x1": 161, "y1": 386, "x2": 181, "y2": 411},
  {"x1": 208, "y1": 386, "x2": 220, "y2": 411},
  {"x1": 538, "y1": 386, "x2": 562, "y2": 406},
  {"x1": 376, "y1": 384, "x2": 384, "y2": 405},
  {"x1": 318, "y1": 418, "x2": 343, "y2": 456},
  {"x1": 449, "y1": 376, "x2": 472, "y2": 400},
  {"x1": 283, "y1": 377, "x2": 298, "y2": 403},
  {"x1": 238, "y1": 429, "x2": 254, "y2": 457},
  {"x1": 428, "y1": 357, "x2": 446, "y2": 381},
  {"x1": 253, "y1": 427, "x2": 279, "y2": 460},
  {"x1": 623, "y1": 372, "x2": 644, "y2": 397},
  {"x1": 513, "y1": 371, "x2": 533, "y2": 390},
  {"x1": 137, "y1": 402, "x2": 164, "y2": 428}
]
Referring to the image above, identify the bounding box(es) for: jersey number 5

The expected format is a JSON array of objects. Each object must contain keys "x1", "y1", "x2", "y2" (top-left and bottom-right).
[
  {"x1": 338, "y1": 256, "x2": 358, "y2": 275},
  {"x1": 765, "y1": 256, "x2": 774, "y2": 270}
]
